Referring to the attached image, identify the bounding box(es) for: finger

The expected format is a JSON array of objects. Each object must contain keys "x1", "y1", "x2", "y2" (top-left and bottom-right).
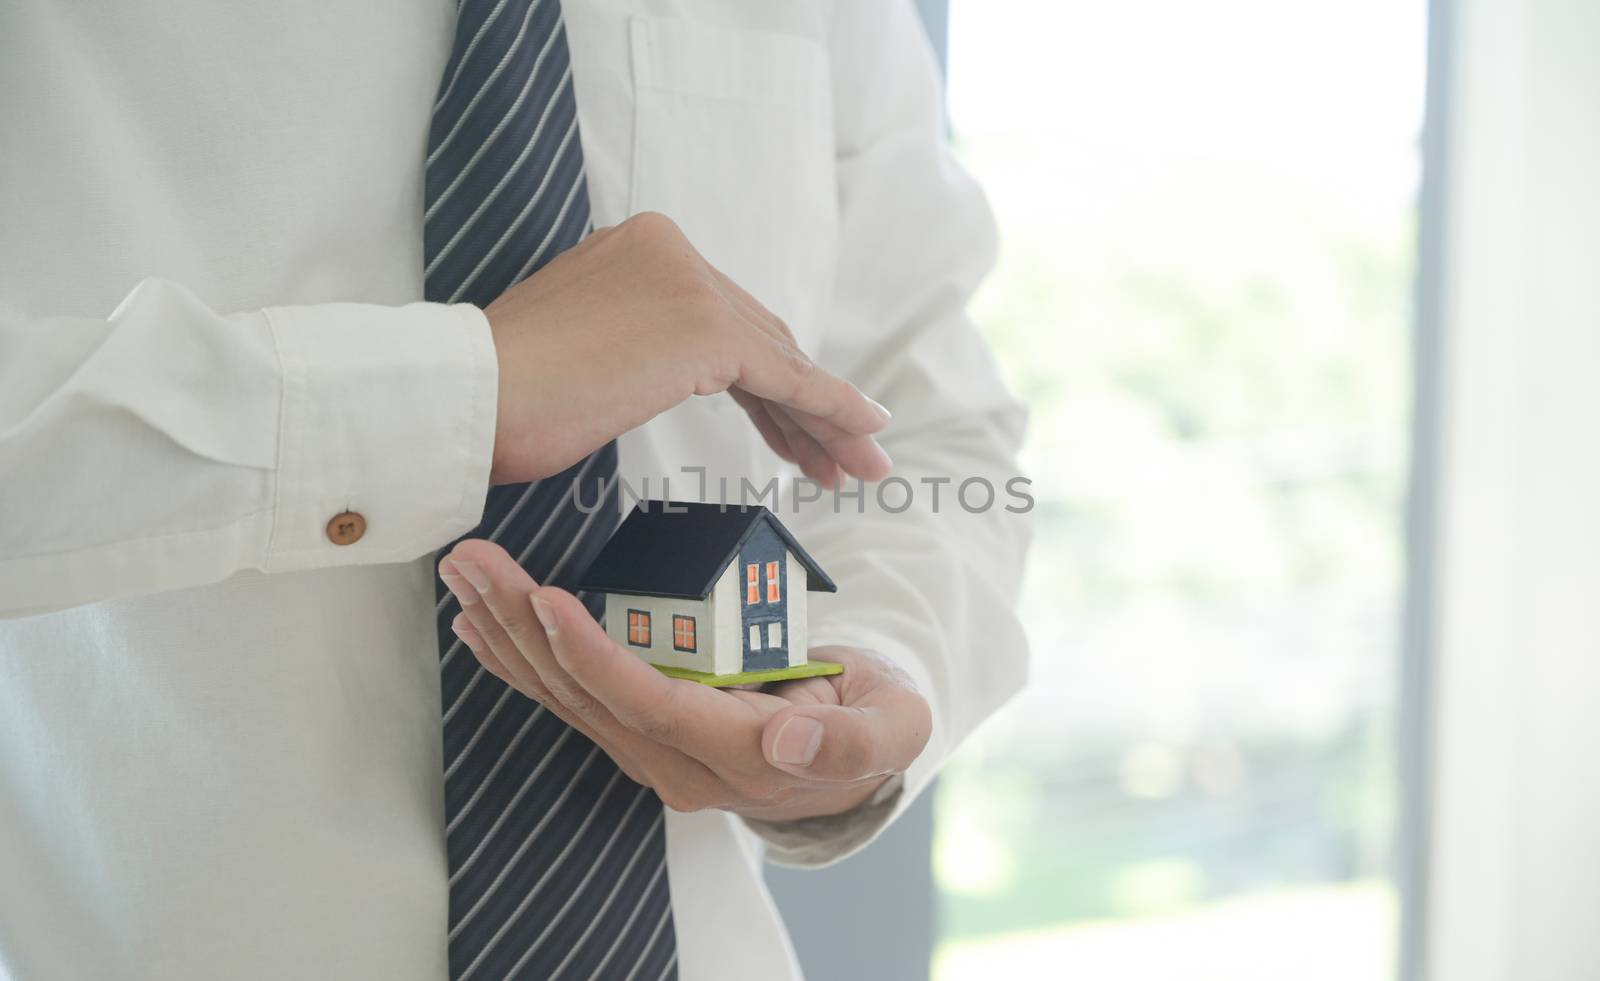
[
  {"x1": 441, "y1": 550, "x2": 610, "y2": 737},
  {"x1": 752, "y1": 673, "x2": 841, "y2": 707},
  {"x1": 768, "y1": 401, "x2": 891, "y2": 484},
  {"x1": 731, "y1": 327, "x2": 891, "y2": 437},
  {"x1": 713, "y1": 295, "x2": 884, "y2": 481},
  {"x1": 761, "y1": 400, "x2": 841, "y2": 488},
  {"x1": 467, "y1": 601, "x2": 721, "y2": 805},
  {"x1": 708, "y1": 265, "x2": 797, "y2": 346},
  {"x1": 702, "y1": 266, "x2": 892, "y2": 449},
  {"x1": 447, "y1": 598, "x2": 633, "y2": 772},
  {"x1": 726, "y1": 387, "x2": 798, "y2": 464},
  {"x1": 451, "y1": 542, "x2": 762, "y2": 811},
  {"x1": 759, "y1": 650, "x2": 933, "y2": 782},
  {"x1": 524, "y1": 585, "x2": 762, "y2": 808},
  {"x1": 445, "y1": 543, "x2": 651, "y2": 745},
  {"x1": 530, "y1": 585, "x2": 765, "y2": 760},
  {"x1": 450, "y1": 612, "x2": 516, "y2": 688},
  {"x1": 439, "y1": 545, "x2": 552, "y2": 693},
  {"x1": 719, "y1": 668, "x2": 841, "y2": 716},
  {"x1": 706, "y1": 280, "x2": 849, "y2": 476},
  {"x1": 719, "y1": 686, "x2": 796, "y2": 713},
  {"x1": 442, "y1": 548, "x2": 671, "y2": 788},
  {"x1": 775, "y1": 401, "x2": 894, "y2": 480},
  {"x1": 709, "y1": 271, "x2": 889, "y2": 494},
  {"x1": 446, "y1": 541, "x2": 579, "y2": 696}
]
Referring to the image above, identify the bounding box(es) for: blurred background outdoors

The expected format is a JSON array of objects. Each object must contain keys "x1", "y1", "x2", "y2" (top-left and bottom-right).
[{"x1": 930, "y1": 0, "x2": 1425, "y2": 977}]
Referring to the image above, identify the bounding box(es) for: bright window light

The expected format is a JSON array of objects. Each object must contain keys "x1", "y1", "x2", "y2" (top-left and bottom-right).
[{"x1": 934, "y1": 1, "x2": 1426, "y2": 978}]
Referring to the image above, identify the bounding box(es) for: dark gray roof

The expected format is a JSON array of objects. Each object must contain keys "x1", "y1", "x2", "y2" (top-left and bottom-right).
[{"x1": 578, "y1": 502, "x2": 837, "y2": 600}]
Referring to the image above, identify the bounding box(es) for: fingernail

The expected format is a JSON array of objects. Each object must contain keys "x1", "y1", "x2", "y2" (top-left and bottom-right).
[
  {"x1": 531, "y1": 594, "x2": 558, "y2": 636},
  {"x1": 438, "y1": 560, "x2": 480, "y2": 605},
  {"x1": 452, "y1": 560, "x2": 490, "y2": 594},
  {"x1": 773, "y1": 717, "x2": 824, "y2": 767},
  {"x1": 449, "y1": 612, "x2": 477, "y2": 648},
  {"x1": 868, "y1": 397, "x2": 892, "y2": 424}
]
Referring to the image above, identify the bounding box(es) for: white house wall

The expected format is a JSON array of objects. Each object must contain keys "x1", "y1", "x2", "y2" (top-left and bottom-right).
[
  {"x1": 603, "y1": 593, "x2": 715, "y2": 674},
  {"x1": 709, "y1": 562, "x2": 742, "y2": 675},
  {"x1": 785, "y1": 553, "x2": 807, "y2": 667}
]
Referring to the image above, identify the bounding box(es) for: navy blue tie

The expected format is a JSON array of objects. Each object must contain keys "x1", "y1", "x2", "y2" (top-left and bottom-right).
[{"x1": 425, "y1": 2, "x2": 676, "y2": 978}]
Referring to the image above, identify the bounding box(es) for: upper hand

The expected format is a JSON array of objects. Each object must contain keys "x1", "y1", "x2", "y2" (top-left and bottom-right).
[
  {"x1": 438, "y1": 539, "x2": 933, "y2": 822},
  {"x1": 483, "y1": 211, "x2": 893, "y2": 489}
]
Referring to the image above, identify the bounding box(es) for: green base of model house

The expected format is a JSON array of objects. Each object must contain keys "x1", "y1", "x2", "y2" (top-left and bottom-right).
[{"x1": 652, "y1": 660, "x2": 845, "y2": 688}]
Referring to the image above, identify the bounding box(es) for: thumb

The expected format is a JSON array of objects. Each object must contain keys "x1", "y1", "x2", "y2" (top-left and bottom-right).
[{"x1": 762, "y1": 695, "x2": 931, "y2": 782}]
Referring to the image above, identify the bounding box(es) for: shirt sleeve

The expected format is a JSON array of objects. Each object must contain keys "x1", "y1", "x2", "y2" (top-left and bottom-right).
[
  {"x1": 0, "y1": 277, "x2": 499, "y2": 618},
  {"x1": 743, "y1": 0, "x2": 1032, "y2": 866}
]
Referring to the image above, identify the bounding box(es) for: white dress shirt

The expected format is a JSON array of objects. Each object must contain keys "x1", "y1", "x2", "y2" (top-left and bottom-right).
[{"x1": 0, "y1": 1, "x2": 1029, "y2": 978}]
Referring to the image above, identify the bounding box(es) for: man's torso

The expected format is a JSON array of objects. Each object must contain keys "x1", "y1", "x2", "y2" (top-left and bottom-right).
[{"x1": 0, "y1": 2, "x2": 843, "y2": 976}]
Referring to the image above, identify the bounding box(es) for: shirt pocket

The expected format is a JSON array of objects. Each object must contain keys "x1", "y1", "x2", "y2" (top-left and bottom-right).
[{"x1": 627, "y1": 16, "x2": 837, "y2": 350}]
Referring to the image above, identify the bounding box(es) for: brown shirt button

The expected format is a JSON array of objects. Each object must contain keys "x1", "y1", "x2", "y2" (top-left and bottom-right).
[{"x1": 326, "y1": 511, "x2": 367, "y2": 546}]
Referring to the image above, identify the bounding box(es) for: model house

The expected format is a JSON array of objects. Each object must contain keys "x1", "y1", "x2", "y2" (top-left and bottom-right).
[{"x1": 579, "y1": 502, "x2": 842, "y2": 685}]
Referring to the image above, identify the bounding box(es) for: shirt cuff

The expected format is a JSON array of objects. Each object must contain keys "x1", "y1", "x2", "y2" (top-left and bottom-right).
[
  {"x1": 260, "y1": 300, "x2": 498, "y2": 570},
  {"x1": 742, "y1": 626, "x2": 947, "y2": 869}
]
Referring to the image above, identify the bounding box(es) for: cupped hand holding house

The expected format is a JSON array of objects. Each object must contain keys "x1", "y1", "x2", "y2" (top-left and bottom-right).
[{"x1": 438, "y1": 536, "x2": 933, "y2": 822}]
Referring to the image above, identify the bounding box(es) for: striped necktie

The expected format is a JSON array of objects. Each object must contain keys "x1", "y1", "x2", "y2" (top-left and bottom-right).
[{"x1": 424, "y1": 2, "x2": 677, "y2": 978}]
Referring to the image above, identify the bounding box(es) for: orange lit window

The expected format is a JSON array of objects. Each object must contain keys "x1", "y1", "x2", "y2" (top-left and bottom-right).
[
  {"x1": 672, "y1": 615, "x2": 697, "y2": 652},
  {"x1": 626, "y1": 610, "x2": 651, "y2": 647},
  {"x1": 746, "y1": 564, "x2": 759, "y2": 604},
  {"x1": 766, "y1": 561, "x2": 780, "y2": 602}
]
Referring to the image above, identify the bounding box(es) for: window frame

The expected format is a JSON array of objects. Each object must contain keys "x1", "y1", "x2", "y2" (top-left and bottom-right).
[
  {"x1": 672, "y1": 614, "x2": 697, "y2": 652},
  {"x1": 767, "y1": 560, "x2": 781, "y2": 603},
  {"x1": 746, "y1": 563, "x2": 759, "y2": 605},
  {"x1": 626, "y1": 609, "x2": 652, "y2": 647}
]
